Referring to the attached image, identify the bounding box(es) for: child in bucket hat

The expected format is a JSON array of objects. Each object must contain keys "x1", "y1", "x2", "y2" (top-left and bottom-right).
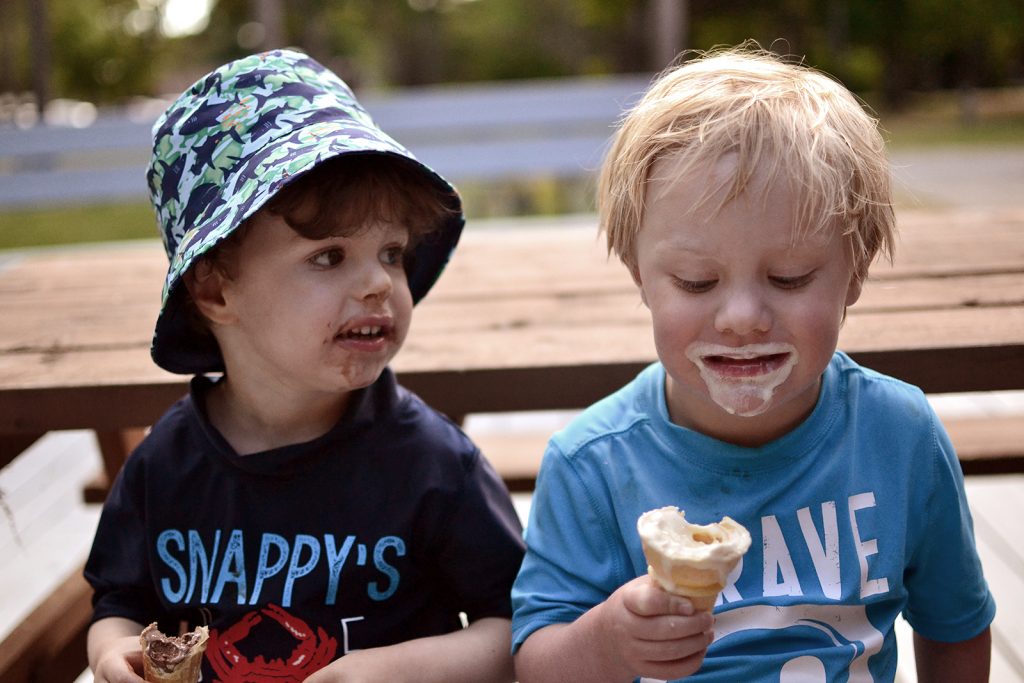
[{"x1": 85, "y1": 50, "x2": 524, "y2": 683}]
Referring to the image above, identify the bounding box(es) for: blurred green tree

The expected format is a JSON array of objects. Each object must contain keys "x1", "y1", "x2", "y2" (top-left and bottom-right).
[
  {"x1": 2, "y1": 0, "x2": 1021, "y2": 108},
  {"x1": 51, "y1": 0, "x2": 164, "y2": 102}
]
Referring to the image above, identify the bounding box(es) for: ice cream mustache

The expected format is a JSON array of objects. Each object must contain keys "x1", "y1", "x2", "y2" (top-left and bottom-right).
[{"x1": 684, "y1": 342, "x2": 798, "y2": 416}]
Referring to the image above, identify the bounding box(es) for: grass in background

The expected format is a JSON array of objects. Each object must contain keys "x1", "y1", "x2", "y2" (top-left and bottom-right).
[
  {"x1": 879, "y1": 87, "x2": 1024, "y2": 148},
  {"x1": 886, "y1": 114, "x2": 1024, "y2": 147},
  {"x1": 0, "y1": 201, "x2": 155, "y2": 251}
]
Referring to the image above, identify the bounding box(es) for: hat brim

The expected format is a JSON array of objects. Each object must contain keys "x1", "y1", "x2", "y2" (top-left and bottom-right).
[{"x1": 151, "y1": 127, "x2": 463, "y2": 375}]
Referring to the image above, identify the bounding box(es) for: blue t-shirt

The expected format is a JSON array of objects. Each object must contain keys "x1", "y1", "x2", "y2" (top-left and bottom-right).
[{"x1": 511, "y1": 352, "x2": 994, "y2": 682}]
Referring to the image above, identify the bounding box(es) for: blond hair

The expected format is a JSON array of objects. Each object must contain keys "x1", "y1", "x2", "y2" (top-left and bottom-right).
[{"x1": 599, "y1": 43, "x2": 895, "y2": 281}]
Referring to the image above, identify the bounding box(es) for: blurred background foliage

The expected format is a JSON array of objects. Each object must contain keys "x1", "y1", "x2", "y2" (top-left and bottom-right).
[
  {"x1": 1, "y1": 0, "x2": 1022, "y2": 108},
  {"x1": 0, "y1": 0, "x2": 1022, "y2": 249}
]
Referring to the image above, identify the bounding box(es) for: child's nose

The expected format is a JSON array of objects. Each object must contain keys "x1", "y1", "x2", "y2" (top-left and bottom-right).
[
  {"x1": 714, "y1": 287, "x2": 772, "y2": 336},
  {"x1": 354, "y1": 260, "x2": 393, "y2": 300}
]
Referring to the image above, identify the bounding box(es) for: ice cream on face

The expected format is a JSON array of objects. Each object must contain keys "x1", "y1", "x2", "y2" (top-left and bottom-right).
[
  {"x1": 637, "y1": 506, "x2": 751, "y2": 611},
  {"x1": 685, "y1": 342, "x2": 798, "y2": 416}
]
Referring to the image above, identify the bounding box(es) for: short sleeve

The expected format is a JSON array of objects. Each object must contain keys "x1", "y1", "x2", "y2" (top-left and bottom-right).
[
  {"x1": 511, "y1": 440, "x2": 634, "y2": 653},
  {"x1": 83, "y1": 453, "x2": 165, "y2": 625},
  {"x1": 432, "y1": 450, "x2": 526, "y2": 622},
  {"x1": 901, "y1": 415, "x2": 996, "y2": 642}
]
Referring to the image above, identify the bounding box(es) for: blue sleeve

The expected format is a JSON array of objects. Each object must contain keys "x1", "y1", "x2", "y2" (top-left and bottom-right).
[
  {"x1": 511, "y1": 440, "x2": 634, "y2": 653},
  {"x1": 901, "y1": 413, "x2": 996, "y2": 642}
]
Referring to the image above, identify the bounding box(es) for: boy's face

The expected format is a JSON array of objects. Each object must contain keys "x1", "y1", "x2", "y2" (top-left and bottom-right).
[
  {"x1": 633, "y1": 152, "x2": 862, "y2": 445},
  {"x1": 214, "y1": 209, "x2": 413, "y2": 397}
]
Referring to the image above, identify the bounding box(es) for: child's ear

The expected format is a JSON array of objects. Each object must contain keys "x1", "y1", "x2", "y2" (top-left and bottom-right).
[
  {"x1": 845, "y1": 273, "x2": 864, "y2": 307},
  {"x1": 184, "y1": 260, "x2": 235, "y2": 325}
]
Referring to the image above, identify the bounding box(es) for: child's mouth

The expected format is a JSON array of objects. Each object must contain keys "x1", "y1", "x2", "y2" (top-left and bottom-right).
[
  {"x1": 702, "y1": 352, "x2": 792, "y2": 378},
  {"x1": 685, "y1": 343, "x2": 800, "y2": 417},
  {"x1": 341, "y1": 326, "x2": 384, "y2": 340},
  {"x1": 335, "y1": 318, "x2": 393, "y2": 350}
]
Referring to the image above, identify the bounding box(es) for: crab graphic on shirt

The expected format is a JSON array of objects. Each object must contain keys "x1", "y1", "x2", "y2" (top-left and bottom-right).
[{"x1": 206, "y1": 603, "x2": 337, "y2": 682}]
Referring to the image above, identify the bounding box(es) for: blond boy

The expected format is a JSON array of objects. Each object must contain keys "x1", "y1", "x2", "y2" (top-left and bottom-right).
[{"x1": 512, "y1": 45, "x2": 994, "y2": 682}]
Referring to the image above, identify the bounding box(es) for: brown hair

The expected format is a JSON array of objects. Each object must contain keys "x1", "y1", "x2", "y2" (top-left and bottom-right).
[
  {"x1": 210, "y1": 153, "x2": 456, "y2": 278},
  {"x1": 185, "y1": 153, "x2": 456, "y2": 331}
]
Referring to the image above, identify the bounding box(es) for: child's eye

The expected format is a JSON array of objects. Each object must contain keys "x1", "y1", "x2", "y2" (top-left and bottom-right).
[
  {"x1": 382, "y1": 245, "x2": 407, "y2": 266},
  {"x1": 673, "y1": 277, "x2": 717, "y2": 293},
  {"x1": 310, "y1": 248, "x2": 344, "y2": 268},
  {"x1": 770, "y1": 271, "x2": 815, "y2": 289}
]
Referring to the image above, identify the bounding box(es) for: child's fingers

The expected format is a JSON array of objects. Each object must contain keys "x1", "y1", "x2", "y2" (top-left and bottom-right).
[
  {"x1": 628, "y1": 626, "x2": 714, "y2": 681},
  {"x1": 622, "y1": 576, "x2": 699, "y2": 618},
  {"x1": 647, "y1": 628, "x2": 714, "y2": 659},
  {"x1": 630, "y1": 626, "x2": 712, "y2": 679},
  {"x1": 124, "y1": 649, "x2": 143, "y2": 669},
  {"x1": 638, "y1": 648, "x2": 711, "y2": 682},
  {"x1": 628, "y1": 610, "x2": 715, "y2": 643},
  {"x1": 94, "y1": 658, "x2": 146, "y2": 683}
]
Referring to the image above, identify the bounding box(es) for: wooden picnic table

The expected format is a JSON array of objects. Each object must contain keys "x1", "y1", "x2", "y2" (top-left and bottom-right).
[
  {"x1": 1, "y1": 206, "x2": 1022, "y2": 683},
  {"x1": 1, "y1": 207, "x2": 1023, "y2": 478}
]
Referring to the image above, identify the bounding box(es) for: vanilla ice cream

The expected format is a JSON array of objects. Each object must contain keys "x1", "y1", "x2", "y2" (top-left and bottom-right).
[{"x1": 637, "y1": 506, "x2": 752, "y2": 611}]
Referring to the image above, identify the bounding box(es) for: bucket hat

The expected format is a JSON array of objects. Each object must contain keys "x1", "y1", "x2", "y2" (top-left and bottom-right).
[{"x1": 146, "y1": 49, "x2": 464, "y2": 374}]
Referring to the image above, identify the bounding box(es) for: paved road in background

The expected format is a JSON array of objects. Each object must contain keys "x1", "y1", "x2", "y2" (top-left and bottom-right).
[{"x1": 890, "y1": 147, "x2": 1024, "y2": 210}]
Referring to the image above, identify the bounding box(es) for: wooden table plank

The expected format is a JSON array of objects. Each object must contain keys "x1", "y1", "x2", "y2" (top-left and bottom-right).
[
  {"x1": 2, "y1": 227, "x2": 1023, "y2": 352},
  {"x1": 1, "y1": 316, "x2": 1021, "y2": 433},
  {"x1": 3, "y1": 301, "x2": 1021, "y2": 386},
  {"x1": 1, "y1": 209, "x2": 1022, "y2": 435},
  {"x1": 6, "y1": 255, "x2": 1015, "y2": 323}
]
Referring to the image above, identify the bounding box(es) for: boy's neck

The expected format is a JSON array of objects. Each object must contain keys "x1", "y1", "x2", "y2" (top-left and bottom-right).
[{"x1": 204, "y1": 377, "x2": 352, "y2": 456}]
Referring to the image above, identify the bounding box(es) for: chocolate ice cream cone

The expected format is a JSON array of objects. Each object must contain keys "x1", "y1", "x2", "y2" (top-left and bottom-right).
[{"x1": 140, "y1": 623, "x2": 209, "y2": 683}]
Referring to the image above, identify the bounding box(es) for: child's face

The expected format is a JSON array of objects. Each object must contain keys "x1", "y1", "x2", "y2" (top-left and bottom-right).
[
  {"x1": 633, "y1": 153, "x2": 862, "y2": 445},
  {"x1": 215, "y1": 209, "x2": 413, "y2": 397}
]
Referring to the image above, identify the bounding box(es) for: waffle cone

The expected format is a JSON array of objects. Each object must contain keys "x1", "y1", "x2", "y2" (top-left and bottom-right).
[
  {"x1": 640, "y1": 538, "x2": 728, "y2": 612},
  {"x1": 140, "y1": 624, "x2": 208, "y2": 683},
  {"x1": 637, "y1": 507, "x2": 751, "y2": 613}
]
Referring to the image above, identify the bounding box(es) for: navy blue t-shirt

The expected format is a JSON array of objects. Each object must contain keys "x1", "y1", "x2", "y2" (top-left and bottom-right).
[{"x1": 85, "y1": 368, "x2": 525, "y2": 682}]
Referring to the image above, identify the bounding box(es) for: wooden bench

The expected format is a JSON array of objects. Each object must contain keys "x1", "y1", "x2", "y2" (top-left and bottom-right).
[{"x1": 0, "y1": 568, "x2": 92, "y2": 683}]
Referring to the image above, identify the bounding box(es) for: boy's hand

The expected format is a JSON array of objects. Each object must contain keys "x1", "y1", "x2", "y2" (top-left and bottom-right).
[
  {"x1": 90, "y1": 634, "x2": 145, "y2": 683},
  {"x1": 88, "y1": 617, "x2": 147, "y2": 683},
  {"x1": 589, "y1": 575, "x2": 715, "y2": 681},
  {"x1": 516, "y1": 576, "x2": 715, "y2": 682}
]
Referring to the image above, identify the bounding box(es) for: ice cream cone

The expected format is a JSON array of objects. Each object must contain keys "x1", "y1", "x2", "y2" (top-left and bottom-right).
[
  {"x1": 140, "y1": 623, "x2": 209, "y2": 683},
  {"x1": 637, "y1": 506, "x2": 751, "y2": 612}
]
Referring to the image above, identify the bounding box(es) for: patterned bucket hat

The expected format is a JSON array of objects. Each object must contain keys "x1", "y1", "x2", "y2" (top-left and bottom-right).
[{"x1": 147, "y1": 49, "x2": 464, "y2": 374}]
